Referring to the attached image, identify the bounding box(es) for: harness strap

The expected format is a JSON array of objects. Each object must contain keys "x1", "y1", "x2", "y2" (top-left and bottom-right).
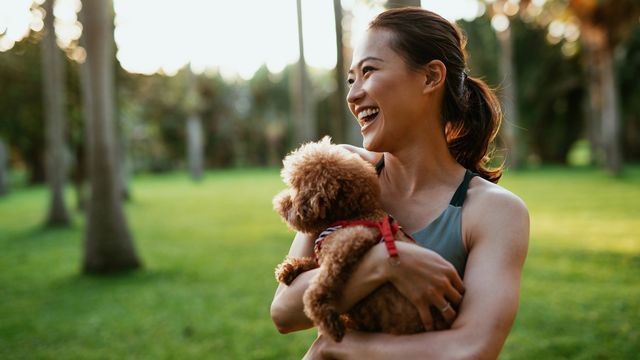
[{"x1": 314, "y1": 215, "x2": 413, "y2": 261}]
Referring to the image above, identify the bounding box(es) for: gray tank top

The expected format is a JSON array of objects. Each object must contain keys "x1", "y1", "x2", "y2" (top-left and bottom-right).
[{"x1": 376, "y1": 157, "x2": 474, "y2": 278}]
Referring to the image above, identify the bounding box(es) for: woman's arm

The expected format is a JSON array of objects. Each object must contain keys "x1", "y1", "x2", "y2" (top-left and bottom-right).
[
  {"x1": 271, "y1": 232, "x2": 465, "y2": 333},
  {"x1": 306, "y1": 188, "x2": 530, "y2": 360},
  {"x1": 336, "y1": 241, "x2": 465, "y2": 329},
  {"x1": 271, "y1": 231, "x2": 317, "y2": 333}
]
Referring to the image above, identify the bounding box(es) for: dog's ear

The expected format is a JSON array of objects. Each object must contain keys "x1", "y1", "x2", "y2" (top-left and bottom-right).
[
  {"x1": 289, "y1": 176, "x2": 339, "y2": 233},
  {"x1": 273, "y1": 189, "x2": 293, "y2": 223}
]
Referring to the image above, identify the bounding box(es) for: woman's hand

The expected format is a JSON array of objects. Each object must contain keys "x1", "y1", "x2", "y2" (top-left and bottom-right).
[
  {"x1": 385, "y1": 241, "x2": 465, "y2": 330},
  {"x1": 336, "y1": 241, "x2": 465, "y2": 332}
]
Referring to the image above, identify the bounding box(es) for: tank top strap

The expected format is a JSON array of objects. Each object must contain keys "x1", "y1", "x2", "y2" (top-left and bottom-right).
[
  {"x1": 375, "y1": 154, "x2": 385, "y2": 176},
  {"x1": 449, "y1": 169, "x2": 476, "y2": 207},
  {"x1": 375, "y1": 155, "x2": 475, "y2": 207}
]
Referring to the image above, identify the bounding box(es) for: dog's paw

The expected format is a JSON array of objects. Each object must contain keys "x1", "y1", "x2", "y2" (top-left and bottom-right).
[{"x1": 275, "y1": 262, "x2": 297, "y2": 285}]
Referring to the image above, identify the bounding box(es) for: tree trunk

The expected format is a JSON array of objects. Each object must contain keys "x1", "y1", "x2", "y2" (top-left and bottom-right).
[
  {"x1": 41, "y1": 0, "x2": 71, "y2": 226},
  {"x1": 582, "y1": 24, "x2": 622, "y2": 174},
  {"x1": 497, "y1": 26, "x2": 520, "y2": 169},
  {"x1": 386, "y1": 0, "x2": 421, "y2": 9},
  {"x1": 332, "y1": 0, "x2": 350, "y2": 144},
  {"x1": 292, "y1": 0, "x2": 315, "y2": 144},
  {"x1": 0, "y1": 138, "x2": 8, "y2": 196},
  {"x1": 185, "y1": 69, "x2": 204, "y2": 180},
  {"x1": 600, "y1": 43, "x2": 622, "y2": 174},
  {"x1": 81, "y1": 0, "x2": 141, "y2": 273},
  {"x1": 335, "y1": 2, "x2": 360, "y2": 146},
  {"x1": 582, "y1": 27, "x2": 604, "y2": 166}
]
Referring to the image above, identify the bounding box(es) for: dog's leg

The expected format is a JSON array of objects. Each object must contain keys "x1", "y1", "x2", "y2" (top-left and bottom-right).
[
  {"x1": 303, "y1": 226, "x2": 379, "y2": 342},
  {"x1": 275, "y1": 256, "x2": 318, "y2": 285}
]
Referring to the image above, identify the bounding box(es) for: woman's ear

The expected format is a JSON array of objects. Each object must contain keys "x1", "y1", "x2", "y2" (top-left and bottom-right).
[{"x1": 422, "y1": 60, "x2": 446, "y2": 94}]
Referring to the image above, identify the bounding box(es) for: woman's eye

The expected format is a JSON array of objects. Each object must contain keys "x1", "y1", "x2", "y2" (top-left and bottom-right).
[{"x1": 362, "y1": 66, "x2": 374, "y2": 75}]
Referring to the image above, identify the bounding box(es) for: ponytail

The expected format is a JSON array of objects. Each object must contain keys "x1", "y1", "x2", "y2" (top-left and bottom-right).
[
  {"x1": 445, "y1": 75, "x2": 503, "y2": 183},
  {"x1": 370, "y1": 7, "x2": 504, "y2": 183}
]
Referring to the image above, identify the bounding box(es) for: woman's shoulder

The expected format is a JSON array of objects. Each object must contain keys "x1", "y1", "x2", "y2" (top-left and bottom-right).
[
  {"x1": 463, "y1": 175, "x2": 530, "y2": 249},
  {"x1": 466, "y1": 175, "x2": 527, "y2": 212},
  {"x1": 338, "y1": 144, "x2": 382, "y2": 166}
]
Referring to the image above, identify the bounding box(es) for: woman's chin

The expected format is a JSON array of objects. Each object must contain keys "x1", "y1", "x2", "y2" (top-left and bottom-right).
[{"x1": 362, "y1": 134, "x2": 382, "y2": 153}]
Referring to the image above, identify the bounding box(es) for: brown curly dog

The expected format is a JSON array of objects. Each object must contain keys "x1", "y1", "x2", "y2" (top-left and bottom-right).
[{"x1": 273, "y1": 137, "x2": 439, "y2": 342}]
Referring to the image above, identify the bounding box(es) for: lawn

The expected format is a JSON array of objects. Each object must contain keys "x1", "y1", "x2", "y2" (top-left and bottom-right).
[{"x1": 0, "y1": 166, "x2": 639, "y2": 359}]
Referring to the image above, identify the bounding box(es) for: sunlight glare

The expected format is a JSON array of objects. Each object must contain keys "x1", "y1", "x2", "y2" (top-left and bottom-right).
[
  {"x1": 421, "y1": 0, "x2": 483, "y2": 22},
  {"x1": 1, "y1": 0, "x2": 485, "y2": 73}
]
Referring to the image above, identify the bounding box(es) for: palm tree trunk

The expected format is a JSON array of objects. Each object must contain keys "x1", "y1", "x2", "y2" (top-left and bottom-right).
[
  {"x1": 42, "y1": 0, "x2": 71, "y2": 226},
  {"x1": 292, "y1": 0, "x2": 315, "y2": 144},
  {"x1": 386, "y1": 0, "x2": 421, "y2": 8},
  {"x1": 497, "y1": 26, "x2": 520, "y2": 169},
  {"x1": 186, "y1": 69, "x2": 204, "y2": 180},
  {"x1": 0, "y1": 138, "x2": 8, "y2": 196},
  {"x1": 582, "y1": 24, "x2": 622, "y2": 174},
  {"x1": 333, "y1": 0, "x2": 349, "y2": 144},
  {"x1": 600, "y1": 43, "x2": 622, "y2": 174},
  {"x1": 334, "y1": 1, "x2": 360, "y2": 145},
  {"x1": 81, "y1": 0, "x2": 141, "y2": 273}
]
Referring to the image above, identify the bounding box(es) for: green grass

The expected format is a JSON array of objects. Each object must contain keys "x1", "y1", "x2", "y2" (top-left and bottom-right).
[{"x1": 0, "y1": 166, "x2": 639, "y2": 359}]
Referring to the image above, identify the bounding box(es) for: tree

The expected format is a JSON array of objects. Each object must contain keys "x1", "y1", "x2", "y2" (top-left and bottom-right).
[
  {"x1": 185, "y1": 68, "x2": 204, "y2": 180},
  {"x1": 485, "y1": 0, "x2": 524, "y2": 169},
  {"x1": 333, "y1": 0, "x2": 360, "y2": 145},
  {"x1": 386, "y1": 0, "x2": 421, "y2": 8},
  {"x1": 0, "y1": 138, "x2": 8, "y2": 196},
  {"x1": 0, "y1": 39, "x2": 47, "y2": 185},
  {"x1": 41, "y1": 0, "x2": 72, "y2": 226},
  {"x1": 80, "y1": 0, "x2": 141, "y2": 273},
  {"x1": 521, "y1": 0, "x2": 640, "y2": 173},
  {"x1": 292, "y1": 0, "x2": 316, "y2": 144},
  {"x1": 567, "y1": 0, "x2": 640, "y2": 174}
]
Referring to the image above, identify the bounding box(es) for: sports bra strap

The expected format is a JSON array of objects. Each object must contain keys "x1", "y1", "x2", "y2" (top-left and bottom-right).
[
  {"x1": 449, "y1": 169, "x2": 476, "y2": 207},
  {"x1": 375, "y1": 154, "x2": 475, "y2": 207},
  {"x1": 375, "y1": 155, "x2": 385, "y2": 176}
]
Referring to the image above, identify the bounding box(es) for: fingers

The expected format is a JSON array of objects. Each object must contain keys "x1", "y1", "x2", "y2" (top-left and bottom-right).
[
  {"x1": 416, "y1": 302, "x2": 435, "y2": 331},
  {"x1": 447, "y1": 267, "x2": 465, "y2": 295},
  {"x1": 437, "y1": 300, "x2": 457, "y2": 325},
  {"x1": 446, "y1": 289, "x2": 463, "y2": 308}
]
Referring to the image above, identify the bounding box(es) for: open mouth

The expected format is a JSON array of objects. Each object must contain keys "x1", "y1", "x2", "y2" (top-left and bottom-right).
[{"x1": 357, "y1": 107, "x2": 380, "y2": 128}]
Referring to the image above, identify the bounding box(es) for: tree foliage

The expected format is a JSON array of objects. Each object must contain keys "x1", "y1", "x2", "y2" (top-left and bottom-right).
[{"x1": 1, "y1": 3, "x2": 639, "y2": 187}]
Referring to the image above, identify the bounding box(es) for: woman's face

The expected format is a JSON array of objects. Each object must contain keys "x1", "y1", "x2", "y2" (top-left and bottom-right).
[{"x1": 347, "y1": 28, "x2": 429, "y2": 152}]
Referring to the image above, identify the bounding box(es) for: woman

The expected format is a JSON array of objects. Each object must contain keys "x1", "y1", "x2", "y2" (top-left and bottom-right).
[{"x1": 271, "y1": 7, "x2": 529, "y2": 359}]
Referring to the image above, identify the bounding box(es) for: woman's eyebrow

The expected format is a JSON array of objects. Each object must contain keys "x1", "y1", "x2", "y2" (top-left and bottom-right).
[{"x1": 348, "y1": 56, "x2": 384, "y2": 74}]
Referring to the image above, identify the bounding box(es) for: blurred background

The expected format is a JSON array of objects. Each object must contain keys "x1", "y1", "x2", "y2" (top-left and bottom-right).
[{"x1": 0, "y1": 0, "x2": 638, "y2": 359}]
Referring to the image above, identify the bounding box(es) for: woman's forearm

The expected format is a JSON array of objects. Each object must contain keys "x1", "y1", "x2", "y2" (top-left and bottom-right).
[
  {"x1": 328, "y1": 328, "x2": 485, "y2": 360},
  {"x1": 271, "y1": 243, "x2": 388, "y2": 333},
  {"x1": 271, "y1": 268, "x2": 318, "y2": 333},
  {"x1": 336, "y1": 242, "x2": 389, "y2": 312}
]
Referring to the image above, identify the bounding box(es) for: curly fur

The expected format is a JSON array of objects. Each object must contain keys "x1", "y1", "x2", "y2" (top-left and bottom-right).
[{"x1": 273, "y1": 137, "x2": 441, "y2": 342}]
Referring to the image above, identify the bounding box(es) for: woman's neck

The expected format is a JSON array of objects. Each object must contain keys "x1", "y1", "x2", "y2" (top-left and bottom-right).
[{"x1": 379, "y1": 130, "x2": 465, "y2": 198}]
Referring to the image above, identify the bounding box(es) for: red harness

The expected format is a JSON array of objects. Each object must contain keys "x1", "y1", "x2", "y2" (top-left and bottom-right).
[{"x1": 314, "y1": 215, "x2": 414, "y2": 261}]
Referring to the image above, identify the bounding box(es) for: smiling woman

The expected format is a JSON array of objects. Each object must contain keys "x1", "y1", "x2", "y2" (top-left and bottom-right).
[{"x1": 271, "y1": 7, "x2": 529, "y2": 360}]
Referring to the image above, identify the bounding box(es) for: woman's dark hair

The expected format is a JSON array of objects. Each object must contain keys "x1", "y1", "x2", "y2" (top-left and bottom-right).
[{"x1": 369, "y1": 7, "x2": 503, "y2": 183}]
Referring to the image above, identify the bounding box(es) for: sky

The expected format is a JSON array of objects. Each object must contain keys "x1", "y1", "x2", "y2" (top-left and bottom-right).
[{"x1": 0, "y1": 0, "x2": 486, "y2": 79}]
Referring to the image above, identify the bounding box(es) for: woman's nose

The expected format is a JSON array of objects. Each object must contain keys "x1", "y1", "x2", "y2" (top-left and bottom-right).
[{"x1": 346, "y1": 82, "x2": 364, "y2": 105}]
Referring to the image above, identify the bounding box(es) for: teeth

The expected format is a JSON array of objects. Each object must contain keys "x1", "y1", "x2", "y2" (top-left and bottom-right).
[{"x1": 357, "y1": 107, "x2": 380, "y2": 120}]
